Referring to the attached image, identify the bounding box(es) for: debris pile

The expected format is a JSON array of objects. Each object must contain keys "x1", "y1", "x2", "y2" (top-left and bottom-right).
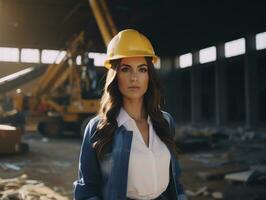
[
  {"x1": 176, "y1": 125, "x2": 266, "y2": 199},
  {"x1": 0, "y1": 174, "x2": 68, "y2": 200},
  {"x1": 185, "y1": 186, "x2": 224, "y2": 199}
]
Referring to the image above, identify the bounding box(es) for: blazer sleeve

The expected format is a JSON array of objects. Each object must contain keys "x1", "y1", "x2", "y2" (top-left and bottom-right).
[
  {"x1": 73, "y1": 117, "x2": 102, "y2": 200},
  {"x1": 163, "y1": 111, "x2": 187, "y2": 200}
]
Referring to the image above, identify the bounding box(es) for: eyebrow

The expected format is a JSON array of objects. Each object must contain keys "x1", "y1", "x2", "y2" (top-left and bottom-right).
[{"x1": 119, "y1": 64, "x2": 148, "y2": 68}]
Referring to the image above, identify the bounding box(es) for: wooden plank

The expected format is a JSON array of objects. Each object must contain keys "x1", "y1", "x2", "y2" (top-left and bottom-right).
[
  {"x1": 196, "y1": 164, "x2": 249, "y2": 180},
  {"x1": 225, "y1": 170, "x2": 255, "y2": 183}
]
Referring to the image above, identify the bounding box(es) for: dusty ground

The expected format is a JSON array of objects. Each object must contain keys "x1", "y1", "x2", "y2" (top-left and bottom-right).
[
  {"x1": 0, "y1": 133, "x2": 265, "y2": 200},
  {"x1": 0, "y1": 134, "x2": 80, "y2": 198}
]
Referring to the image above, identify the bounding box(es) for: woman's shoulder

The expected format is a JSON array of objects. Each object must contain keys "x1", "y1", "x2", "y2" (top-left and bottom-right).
[
  {"x1": 161, "y1": 111, "x2": 176, "y2": 137},
  {"x1": 161, "y1": 110, "x2": 175, "y2": 125},
  {"x1": 83, "y1": 115, "x2": 101, "y2": 139},
  {"x1": 89, "y1": 115, "x2": 101, "y2": 126}
]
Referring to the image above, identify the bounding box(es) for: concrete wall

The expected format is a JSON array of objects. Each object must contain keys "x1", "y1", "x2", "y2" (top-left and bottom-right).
[{"x1": 159, "y1": 47, "x2": 266, "y2": 128}]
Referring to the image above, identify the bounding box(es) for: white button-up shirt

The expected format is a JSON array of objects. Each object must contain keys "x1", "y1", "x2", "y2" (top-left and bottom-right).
[{"x1": 117, "y1": 108, "x2": 171, "y2": 200}]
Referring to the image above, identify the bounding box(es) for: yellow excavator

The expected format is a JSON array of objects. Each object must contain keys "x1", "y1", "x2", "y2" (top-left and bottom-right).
[
  {"x1": 11, "y1": 0, "x2": 118, "y2": 137},
  {"x1": 0, "y1": 0, "x2": 118, "y2": 154}
]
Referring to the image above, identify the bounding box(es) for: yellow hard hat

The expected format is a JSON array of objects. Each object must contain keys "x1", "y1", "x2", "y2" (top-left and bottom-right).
[{"x1": 104, "y1": 29, "x2": 158, "y2": 69}]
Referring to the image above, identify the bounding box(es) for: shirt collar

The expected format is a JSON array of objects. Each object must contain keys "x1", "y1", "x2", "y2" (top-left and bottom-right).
[
  {"x1": 117, "y1": 107, "x2": 131, "y2": 127},
  {"x1": 117, "y1": 107, "x2": 152, "y2": 127}
]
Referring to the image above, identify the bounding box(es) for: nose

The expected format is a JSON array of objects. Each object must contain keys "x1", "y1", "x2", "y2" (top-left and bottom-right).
[{"x1": 131, "y1": 71, "x2": 138, "y2": 82}]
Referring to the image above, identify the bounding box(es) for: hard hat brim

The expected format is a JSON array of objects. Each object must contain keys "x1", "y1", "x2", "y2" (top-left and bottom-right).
[{"x1": 104, "y1": 54, "x2": 158, "y2": 69}]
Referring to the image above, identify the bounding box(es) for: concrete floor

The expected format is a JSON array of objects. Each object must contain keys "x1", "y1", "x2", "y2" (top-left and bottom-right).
[{"x1": 0, "y1": 133, "x2": 265, "y2": 200}]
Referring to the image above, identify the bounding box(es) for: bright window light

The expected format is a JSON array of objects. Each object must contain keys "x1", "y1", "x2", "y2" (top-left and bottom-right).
[
  {"x1": 55, "y1": 51, "x2": 67, "y2": 64},
  {"x1": 76, "y1": 55, "x2": 82, "y2": 65},
  {"x1": 225, "y1": 38, "x2": 246, "y2": 58},
  {"x1": 41, "y1": 49, "x2": 60, "y2": 64},
  {"x1": 0, "y1": 67, "x2": 34, "y2": 84},
  {"x1": 0, "y1": 47, "x2": 19, "y2": 62},
  {"x1": 256, "y1": 31, "x2": 266, "y2": 50},
  {"x1": 21, "y1": 48, "x2": 40, "y2": 63},
  {"x1": 199, "y1": 46, "x2": 216, "y2": 64},
  {"x1": 88, "y1": 52, "x2": 107, "y2": 67},
  {"x1": 179, "y1": 53, "x2": 192, "y2": 68}
]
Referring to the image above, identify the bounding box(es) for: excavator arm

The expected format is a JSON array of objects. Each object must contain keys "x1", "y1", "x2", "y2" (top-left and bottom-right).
[
  {"x1": 89, "y1": 0, "x2": 117, "y2": 46},
  {"x1": 23, "y1": 0, "x2": 118, "y2": 137}
]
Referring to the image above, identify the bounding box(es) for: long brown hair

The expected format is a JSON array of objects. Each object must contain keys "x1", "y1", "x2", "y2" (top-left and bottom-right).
[{"x1": 94, "y1": 57, "x2": 178, "y2": 159}]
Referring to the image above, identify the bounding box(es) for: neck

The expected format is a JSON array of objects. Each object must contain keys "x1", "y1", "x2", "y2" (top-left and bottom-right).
[{"x1": 122, "y1": 98, "x2": 147, "y2": 121}]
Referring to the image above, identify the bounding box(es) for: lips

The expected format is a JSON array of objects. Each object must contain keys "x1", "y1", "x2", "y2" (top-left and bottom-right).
[{"x1": 128, "y1": 86, "x2": 140, "y2": 89}]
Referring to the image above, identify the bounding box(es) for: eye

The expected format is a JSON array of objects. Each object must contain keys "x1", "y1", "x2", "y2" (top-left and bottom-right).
[
  {"x1": 139, "y1": 67, "x2": 148, "y2": 73},
  {"x1": 120, "y1": 66, "x2": 130, "y2": 72}
]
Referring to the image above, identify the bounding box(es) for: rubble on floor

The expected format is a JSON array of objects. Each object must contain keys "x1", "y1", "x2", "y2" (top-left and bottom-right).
[
  {"x1": 185, "y1": 186, "x2": 224, "y2": 199},
  {"x1": 0, "y1": 163, "x2": 23, "y2": 171},
  {"x1": 0, "y1": 174, "x2": 69, "y2": 200},
  {"x1": 176, "y1": 125, "x2": 266, "y2": 199},
  {"x1": 196, "y1": 163, "x2": 250, "y2": 180}
]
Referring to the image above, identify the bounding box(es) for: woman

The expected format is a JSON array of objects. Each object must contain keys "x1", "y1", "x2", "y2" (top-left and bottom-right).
[{"x1": 74, "y1": 29, "x2": 186, "y2": 200}]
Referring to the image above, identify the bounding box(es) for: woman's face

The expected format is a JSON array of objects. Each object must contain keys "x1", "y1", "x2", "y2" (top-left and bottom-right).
[{"x1": 117, "y1": 57, "x2": 149, "y2": 101}]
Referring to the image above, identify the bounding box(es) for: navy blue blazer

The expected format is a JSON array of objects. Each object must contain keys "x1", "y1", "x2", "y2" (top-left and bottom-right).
[{"x1": 73, "y1": 111, "x2": 186, "y2": 200}]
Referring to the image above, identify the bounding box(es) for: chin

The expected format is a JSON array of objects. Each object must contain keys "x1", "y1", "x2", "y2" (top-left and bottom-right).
[
  {"x1": 127, "y1": 95, "x2": 143, "y2": 100},
  {"x1": 124, "y1": 93, "x2": 145, "y2": 100}
]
